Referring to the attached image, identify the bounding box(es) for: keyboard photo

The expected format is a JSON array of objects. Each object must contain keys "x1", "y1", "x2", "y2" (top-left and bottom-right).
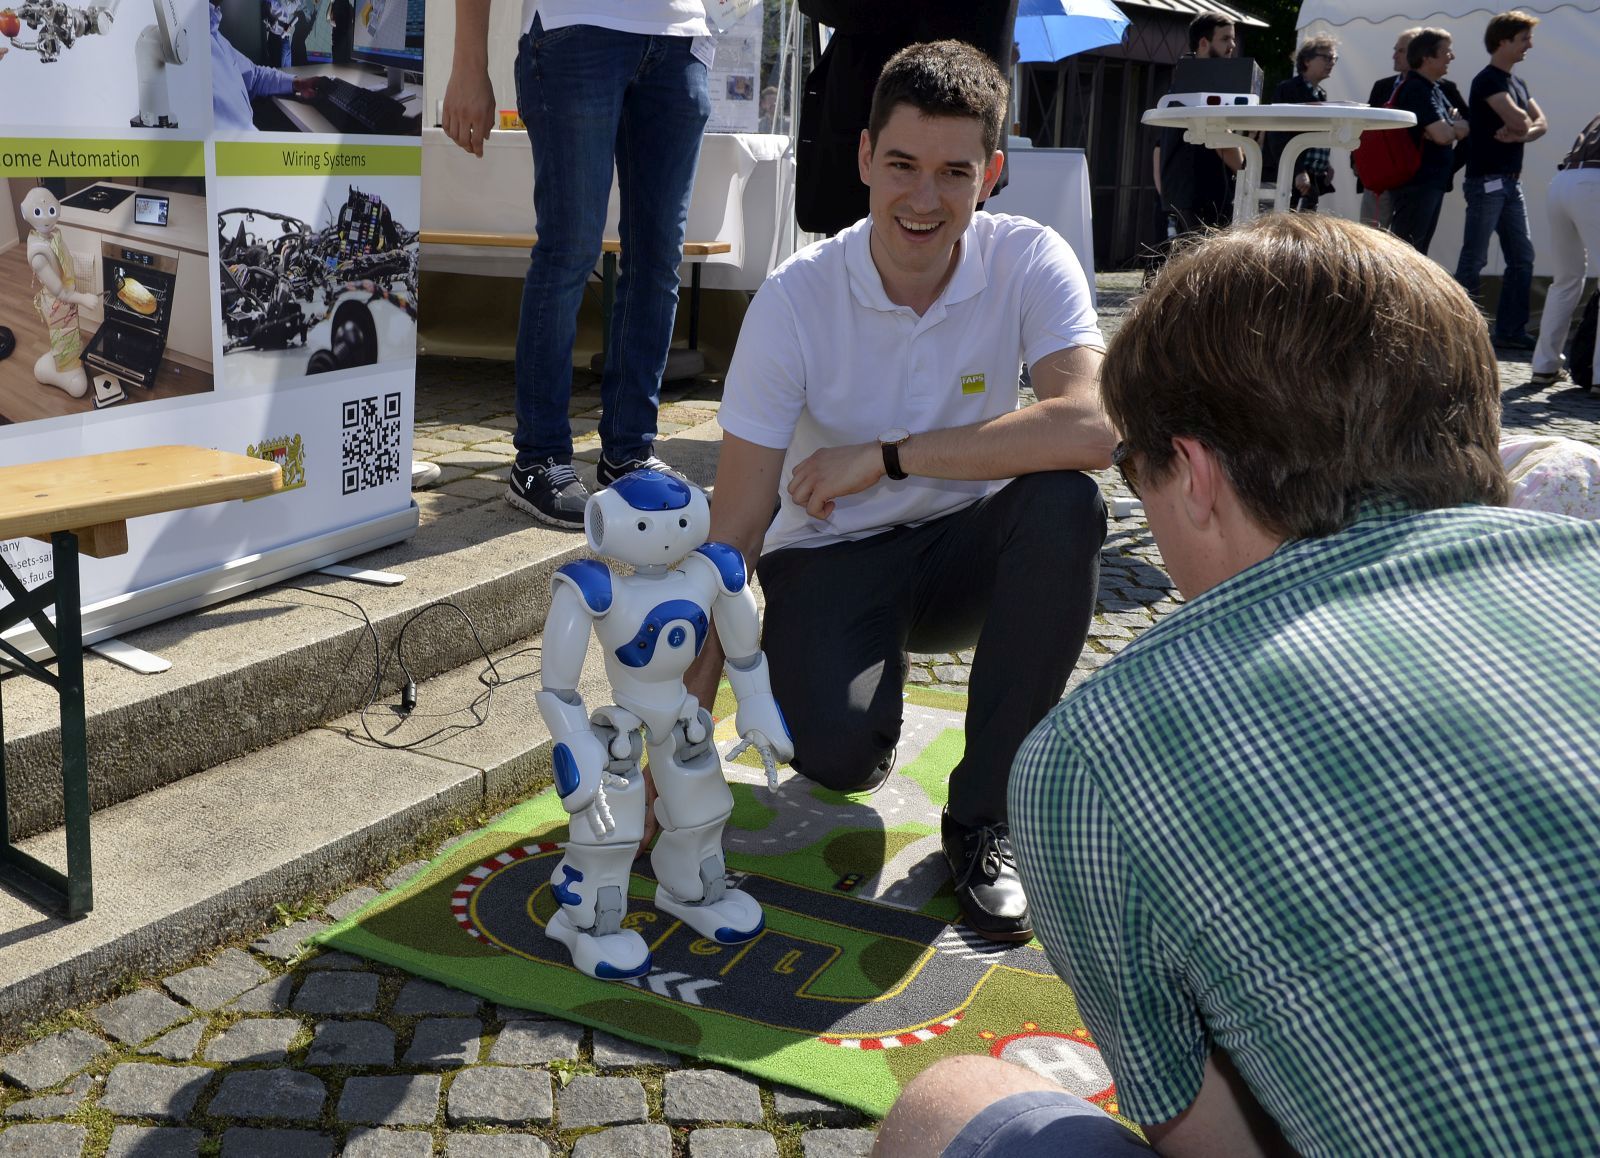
[{"x1": 311, "y1": 77, "x2": 420, "y2": 135}]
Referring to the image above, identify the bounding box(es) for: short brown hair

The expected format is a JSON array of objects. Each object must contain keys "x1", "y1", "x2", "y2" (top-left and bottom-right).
[
  {"x1": 1101, "y1": 215, "x2": 1506, "y2": 540},
  {"x1": 868, "y1": 40, "x2": 1008, "y2": 158},
  {"x1": 1484, "y1": 10, "x2": 1538, "y2": 53},
  {"x1": 1407, "y1": 28, "x2": 1451, "y2": 70}
]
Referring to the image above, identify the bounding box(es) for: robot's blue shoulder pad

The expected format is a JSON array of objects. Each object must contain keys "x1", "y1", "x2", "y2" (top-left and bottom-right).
[
  {"x1": 692, "y1": 542, "x2": 746, "y2": 594},
  {"x1": 610, "y1": 469, "x2": 692, "y2": 511},
  {"x1": 553, "y1": 559, "x2": 612, "y2": 615}
]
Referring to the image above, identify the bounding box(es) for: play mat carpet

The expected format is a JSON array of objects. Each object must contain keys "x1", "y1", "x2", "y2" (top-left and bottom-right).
[{"x1": 319, "y1": 687, "x2": 1121, "y2": 1119}]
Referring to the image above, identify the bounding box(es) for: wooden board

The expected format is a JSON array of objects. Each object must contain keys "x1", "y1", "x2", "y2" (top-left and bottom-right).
[
  {"x1": 0, "y1": 446, "x2": 283, "y2": 542},
  {"x1": 419, "y1": 230, "x2": 731, "y2": 257}
]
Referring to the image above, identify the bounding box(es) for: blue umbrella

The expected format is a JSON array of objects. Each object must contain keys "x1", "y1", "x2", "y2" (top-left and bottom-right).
[{"x1": 1014, "y1": 0, "x2": 1131, "y2": 62}]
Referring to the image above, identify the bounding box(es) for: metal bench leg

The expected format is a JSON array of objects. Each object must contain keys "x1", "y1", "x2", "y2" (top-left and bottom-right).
[
  {"x1": 54, "y1": 530, "x2": 94, "y2": 919},
  {"x1": 0, "y1": 531, "x2": 94, "y2": 918}
]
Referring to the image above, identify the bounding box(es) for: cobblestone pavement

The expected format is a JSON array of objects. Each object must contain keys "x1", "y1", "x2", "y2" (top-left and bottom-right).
[{"x1": 3, "y1": 273, "x2": 1594, "y2": 1156}]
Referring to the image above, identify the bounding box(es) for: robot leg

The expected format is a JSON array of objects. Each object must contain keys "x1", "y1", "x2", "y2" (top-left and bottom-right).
[
  {"x1": 649, "y1": 711, "x2": 763, "y2": 944},
  {"x1": 544, "y1": 767, "x2": 652, "y2": 980}
]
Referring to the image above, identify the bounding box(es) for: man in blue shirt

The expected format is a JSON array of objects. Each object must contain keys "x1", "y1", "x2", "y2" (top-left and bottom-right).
[
  {"x1": 1452, "y1": 10, "x2": 1547, "y2": 350},
  {"x1": 210, "y1": 0, "x2": 323, "y2": 133}
]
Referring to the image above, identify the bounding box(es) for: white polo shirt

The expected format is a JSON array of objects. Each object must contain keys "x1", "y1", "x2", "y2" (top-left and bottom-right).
[
  {"x1": 523, "y1": 0, "x2": 709, "y2": 37},
  {"x1": 720, "y1": 212, "x2": 1103, "y2": 555}
]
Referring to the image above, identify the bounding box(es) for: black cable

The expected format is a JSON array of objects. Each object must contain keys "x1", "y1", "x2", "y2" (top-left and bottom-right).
[{"x1": 287, "y1": 587, "x2": 541, "y2": 751}]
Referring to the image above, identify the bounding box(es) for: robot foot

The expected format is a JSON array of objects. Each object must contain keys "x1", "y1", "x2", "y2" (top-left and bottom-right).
[
  {"x1": 545, "y1": 909, "x2": 652, "y2": 980},
  {"x1": 655, "y1": 886, "x2": 765, "y2": 945}
]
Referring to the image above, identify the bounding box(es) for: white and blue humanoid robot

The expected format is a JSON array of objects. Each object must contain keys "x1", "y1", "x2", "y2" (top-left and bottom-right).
[{"x1": 536, "y1": 470, "x2": 793, "y2": 981}]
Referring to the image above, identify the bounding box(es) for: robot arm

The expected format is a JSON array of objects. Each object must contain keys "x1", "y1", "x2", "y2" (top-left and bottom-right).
[
  {"x1": 694, "y1": 543, "x2": 794, "y2": 765},
  {"x1": 536, "y1": 569, "x2": 612, "y2": 818}
]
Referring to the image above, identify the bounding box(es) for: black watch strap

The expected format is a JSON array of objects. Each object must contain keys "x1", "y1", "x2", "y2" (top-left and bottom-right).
[{"x1": 882, "y1": 440, "x2": 907, "y2": 481}]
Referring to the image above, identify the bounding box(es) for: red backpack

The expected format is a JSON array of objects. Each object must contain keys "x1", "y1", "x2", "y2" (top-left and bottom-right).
[{"x1": 1352, "y1": 85, "x2": 1423, "y2": 195}]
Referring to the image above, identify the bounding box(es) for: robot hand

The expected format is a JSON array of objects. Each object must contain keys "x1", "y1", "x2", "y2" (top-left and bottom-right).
[
  {"x1": 550, "y1": 728, "x2": 611, "y2": 821},
  {"x1": 71, "y1": 290, "x2": 99, "y2": 310},
  {"x1": 735, "y1": 692, "x2": 794, "y2": 767}
]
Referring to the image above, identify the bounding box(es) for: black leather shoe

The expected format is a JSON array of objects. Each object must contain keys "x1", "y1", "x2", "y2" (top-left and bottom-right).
[{"x1": 942, "y1": 810, "x2": 1033, "y2": 943}]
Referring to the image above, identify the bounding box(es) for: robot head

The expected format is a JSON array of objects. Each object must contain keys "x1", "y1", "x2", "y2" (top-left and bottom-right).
[
  {"x1": 585, "y1": 470, "x2": 710, "y2": 568},
  {"x1": 21, "y1": 187, "x2": 62, "y2": 236}
]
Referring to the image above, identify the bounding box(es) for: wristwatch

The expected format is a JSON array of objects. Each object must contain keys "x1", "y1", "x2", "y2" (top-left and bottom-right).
[{"x1": 879, "y1": 428, "x2": 911, "y2": 481}]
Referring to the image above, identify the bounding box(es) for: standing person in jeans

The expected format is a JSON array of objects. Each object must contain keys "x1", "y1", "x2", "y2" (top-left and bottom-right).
[
  {"x1": 1389, "y1": 29, "x2": 1469, "y2": 255},
  {"x1": 1453, "y1": 10, "x2": 1546, "y2": 351},
  {"x1": 685, "y1": 41, "x2": 1113, "y2": 944},
  {"x1": 442, "y1": 1, "x2": 711, "y2": 526},
  {"x1": 1532, "y1": 112, "x2": 1600, "y2": 387}
]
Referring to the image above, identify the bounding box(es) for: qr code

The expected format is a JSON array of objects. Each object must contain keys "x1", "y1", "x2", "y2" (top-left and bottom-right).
[{"x1": 341, "y1": 392, "x2": 403, "y2": 495}]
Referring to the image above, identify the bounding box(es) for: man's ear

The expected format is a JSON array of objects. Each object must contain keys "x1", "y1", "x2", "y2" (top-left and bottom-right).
[
  {"x1": 980, "y1": 150, "x2": 1005, "y2": 199},
  {"x1": 858, "y1": 128, "x2": 874, "y2": 186},
  {"x1": 1171, "y1": 436, "x2": 1221, "y2": 528}
]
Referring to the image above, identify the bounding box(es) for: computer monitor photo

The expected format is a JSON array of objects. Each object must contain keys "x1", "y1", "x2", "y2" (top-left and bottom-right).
[{"x1": 352, "y1": 0, "x2": 424, "y2": 95}]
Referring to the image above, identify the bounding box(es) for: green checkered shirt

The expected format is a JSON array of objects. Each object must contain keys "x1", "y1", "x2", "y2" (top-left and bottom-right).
[{"x1": 1010, "y1": 504, "x2": 1600, "y2": 1155}]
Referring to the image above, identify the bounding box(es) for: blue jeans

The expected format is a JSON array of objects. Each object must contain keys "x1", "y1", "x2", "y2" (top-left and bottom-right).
[
  {"x1": 1389, "y1": 184, "x2": 1446, "y2": 256},
  {"x1": 1453, "y1": 175, "x2": 1534, "y2": 340},
  {"x1": 512, "y1": 18, "x2": 709, "y2": 467}
]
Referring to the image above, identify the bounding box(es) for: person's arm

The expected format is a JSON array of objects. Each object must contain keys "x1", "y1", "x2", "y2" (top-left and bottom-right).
[
  {"x1": 1218, "y1": 146, "x2": 1244, "y2": 172},
  {"x1": 1421, "y1": 117, "x2": 1455, "y2": 145},
  {"x1": 785, "y1": 344, "x2": 1113, "y2": 521},
  {"x1": 442, "y1": 0, "x2": 497, "y2": 157},
  {"x1": 1144, "y1": 1052, "x2": 1294, "y2": 1157},
  {"x1": 1485, "y1": 90, "x2": 1533, "y2": 140},
  {"x1": 1451, "y1": 116, "x2": 1470, "y2": 142},
  {"x1": 1496, "y1": 94, "x2": 1547, "y2": 142},
  {"x1": 682, "y1": 435, "x2": 787, "y2": 712}
]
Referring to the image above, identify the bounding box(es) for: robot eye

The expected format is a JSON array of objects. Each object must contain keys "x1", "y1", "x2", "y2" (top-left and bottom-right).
[
  {"x1": 637, "y1": 520, "x2": 648, "y2": 532},
  {"x1": 31, "y1": 207, "x2": 42, "y2": 217},
  {"x1": 47, "y1": 206, "x2": 57, "y2": 217}
]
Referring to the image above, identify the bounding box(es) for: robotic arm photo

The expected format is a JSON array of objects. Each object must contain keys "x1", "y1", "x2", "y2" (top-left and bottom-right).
[{"x1": 0, "y1": 0, "x2": 189, "y2": 127}]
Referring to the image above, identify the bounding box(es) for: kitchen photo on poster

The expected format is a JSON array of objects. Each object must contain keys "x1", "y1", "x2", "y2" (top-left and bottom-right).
[
  {"x1": 0, "y1": 0, "x2": 208, "y2": 132},
  {"x1": 1, "y1": 163, "x2": 215, "y2": 423},
  {"x1": 211, "y1": 0, "x2": 422, "y2": 135},
  {"x1": 215, "y1": 170, "x2": 417, "y2": 388}
]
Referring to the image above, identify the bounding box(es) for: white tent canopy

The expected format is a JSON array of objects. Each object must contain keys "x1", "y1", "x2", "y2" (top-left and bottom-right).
[{"x1": 1296, "y1": 0, "x2": 1600, "y2": 281}]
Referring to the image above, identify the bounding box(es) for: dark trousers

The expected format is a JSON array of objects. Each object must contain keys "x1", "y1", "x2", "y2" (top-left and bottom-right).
[
  {"x1": 756, "y1": 471, "x2": 1105, "y2": 830},
  {"x1": 1390, "y1": 184, "x2": 1446, "y2": 255}
]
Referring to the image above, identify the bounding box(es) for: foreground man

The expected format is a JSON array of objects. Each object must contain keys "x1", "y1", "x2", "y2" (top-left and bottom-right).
[
  {"x1": 876, "y1": 214, "x2": 1600, "y2": 1155},
  {"x1": 686, "y1": 40, "x2": 1112, "y2": 943}
]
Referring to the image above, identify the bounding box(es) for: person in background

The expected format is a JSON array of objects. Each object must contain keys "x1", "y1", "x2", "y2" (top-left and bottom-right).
[
  {"x1": 1265, "y1": 34, "x2": 1337, "y2": 211},
  {"x1": 441, "y1": 0, "x2": 711, "y2": 527},
  {"x1": 1531, "y1": 111, "x2": 1600, "y2": 387},
  {"x1": 1453, "y1": 10, "x2": 1546, "y2": 352},
  {"x1": 1388, "y1": 28, "x2": 1469, "y2": 254},
  {"x1": 1153, "y1": 13, "x2": 1243, "y2": 239},
  {"x1": 1359, "y1": 26, "x2": 1421, "y2": 227},
  {"x1": 875, "y1": 211, "x2": 1600, "y2": 1158}
]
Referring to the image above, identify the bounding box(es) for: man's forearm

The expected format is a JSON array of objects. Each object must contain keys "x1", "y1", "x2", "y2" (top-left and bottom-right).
[
  {"x1": 897, "y1": 392, "x2": 1115, "y2": 480},
  {"x1": 453, "y1": 0, "x2": 491, "y2": 70}
]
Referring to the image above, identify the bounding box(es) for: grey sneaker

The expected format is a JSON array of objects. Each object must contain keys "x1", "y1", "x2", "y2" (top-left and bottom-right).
[
  {"x1": 1530, "y1": 366, "x2": 1569, "y2": 387},
  {"x1": 596, "y1": 452, "x2": 681, "y2": 488},
  {"x1": 507, "y1": 458, "x2": 589, "y2": 527}
]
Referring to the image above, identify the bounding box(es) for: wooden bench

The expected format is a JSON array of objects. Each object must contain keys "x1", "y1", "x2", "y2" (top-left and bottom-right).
[
  {"x1": 0, "y1": 447, "x2": 283, "y2": 917},
  {"x1": 418, "y1": 232, "x2": 733, "y2": 353}
]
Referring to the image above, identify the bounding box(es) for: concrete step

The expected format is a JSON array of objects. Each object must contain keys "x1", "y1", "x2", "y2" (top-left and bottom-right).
[
  {"x1": 0, "y1": 613, "x2": 624, "y2": 1037},
  {"x1": 0, "y1": 421, "x2": 724, "y2": 843},
  {"x1": 0, "y1": 418, "x2": 725, "y2": 1034}
]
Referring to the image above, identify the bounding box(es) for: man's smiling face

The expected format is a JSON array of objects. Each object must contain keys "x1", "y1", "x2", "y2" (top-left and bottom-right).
[{"x1": 858, "y1": 103, "x2": 1000, "y2": 289}]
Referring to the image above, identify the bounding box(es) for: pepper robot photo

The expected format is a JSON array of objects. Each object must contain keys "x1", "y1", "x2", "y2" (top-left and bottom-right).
[{"x1": 536, "y1": 470, "x2": 793, "y2": 981}]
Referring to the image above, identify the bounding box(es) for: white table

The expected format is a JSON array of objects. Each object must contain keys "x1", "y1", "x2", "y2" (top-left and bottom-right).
[{"x1": 1141, "y1": 104, "x2": 1415, "y2": 225}]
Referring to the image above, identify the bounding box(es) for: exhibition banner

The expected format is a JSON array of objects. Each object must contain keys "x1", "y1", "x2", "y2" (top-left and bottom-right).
[{"x1": 0, "y1": 0, "x2": 423, "y2": 656}]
